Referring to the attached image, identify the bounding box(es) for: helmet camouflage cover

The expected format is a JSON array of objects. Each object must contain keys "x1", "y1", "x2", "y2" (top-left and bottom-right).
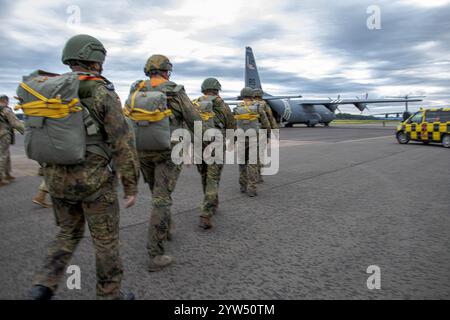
[
  {"x1": 201, "y1": 78, "x2": 222, "y2": 92},
  {"x1": 61, "y1": 34, "x2": 107, "y2": 65},
  {"x1": 252, "y1": 88, "x2": 264, "y2": 98},
  {"x1": 144, "y1": 54, "x2": 173, "y2": 75},
  {"x1": 240, "y1": 87, "x2": 254, "y2": 98}
]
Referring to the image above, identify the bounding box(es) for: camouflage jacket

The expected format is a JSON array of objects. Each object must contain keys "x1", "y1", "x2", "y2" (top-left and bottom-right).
[
  {"x1": 128, "y1": 76, "x2": 203, "y2": 162},
  {"x1": 44, "y1": 75, "x2": 140, "y2": 201},
  {"x1": 0, "y1": 104, "x2": 24, "y2": 140},
  {"x1": 255, "y1": 98, "x2": 279, "y2": 129}
]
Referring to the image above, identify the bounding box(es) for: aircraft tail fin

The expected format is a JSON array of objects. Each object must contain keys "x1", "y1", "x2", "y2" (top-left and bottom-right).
[{"x1": 245, "y1": 47, "x2": 262, "y2": 89}]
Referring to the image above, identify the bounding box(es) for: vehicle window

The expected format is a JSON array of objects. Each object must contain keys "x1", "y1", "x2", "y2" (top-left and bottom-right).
[
  {"x1": 425, "y1": 111, "x2": 440, "y2": 123},
  {"x1": 439, "y1": 111, "x2": 450, "y2": 123},
  {"x1": 408, "y1": 112, "x2": 423, "y2": 124}
]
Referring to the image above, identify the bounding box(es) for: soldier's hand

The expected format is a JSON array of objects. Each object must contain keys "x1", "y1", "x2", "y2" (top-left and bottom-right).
[{"x1": 124, "y1": 194, "x2": 137, "y2": 208}]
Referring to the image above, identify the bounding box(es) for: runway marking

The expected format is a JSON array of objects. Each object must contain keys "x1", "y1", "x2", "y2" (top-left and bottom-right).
[{"x1": 336, "y1": 136, "x2": 393, "y2": 144}]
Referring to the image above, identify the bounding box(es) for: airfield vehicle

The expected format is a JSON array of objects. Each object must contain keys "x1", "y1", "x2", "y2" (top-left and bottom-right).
[{"x1": 396, "y1": 108, "x2": 450, "y2": 148}]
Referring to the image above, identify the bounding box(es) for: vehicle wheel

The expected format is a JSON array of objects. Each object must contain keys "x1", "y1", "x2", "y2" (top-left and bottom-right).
[
  {"x1": 396, "y1": 131, "x2": 410, "y2": 144},
  {"x1": 442, "y1": 134, "x2": 450, "y2": 148},
  {"x1": 285, "y1": 123, "x2": 293, "y2": 128},
  {"x1": 323, "y1": 122, "x2": 330, "y2": 127}
]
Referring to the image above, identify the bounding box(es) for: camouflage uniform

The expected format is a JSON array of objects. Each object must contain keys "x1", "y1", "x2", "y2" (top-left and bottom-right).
[
  {"x1": 127, "y1": 76, "x2": 202, "y2": 258},
  {"x1": 253, "y1": 96, "x2": 278, "y2": 181},
  {"x1": 0, "y1": 103, "x2": 24, "y2": 183},
  {"x1": 234, "y1": 97, "x2": 270, "y2": 195},
  {"x1": 33, "y1": 76, "x2": 140, "y2": 299},
  {"x1": 195, "y1": 95, "x2": 235, "y2": 218}
]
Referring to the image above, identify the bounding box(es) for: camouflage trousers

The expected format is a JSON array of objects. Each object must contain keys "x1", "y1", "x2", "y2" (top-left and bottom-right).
[
  {"x1": 0, "y1": 134, "x2": 11, "y2": 180},
  {"x1": 196, "y1": 163, "x2": 224, "y2": 218},
  {"x1": 139, "y1": 151, "x2": 182, "y2": 257},
  {"x1": 239, "y1": 146, "x2": 258, "y2": 193},
  {"x1": 33, "y1": 186, "x2": 123, "y2": 299}
]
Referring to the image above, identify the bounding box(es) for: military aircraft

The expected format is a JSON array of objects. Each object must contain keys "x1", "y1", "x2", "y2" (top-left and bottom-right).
[{"x1": 239, "y1": 47, "x2": 423, "y2": 127}]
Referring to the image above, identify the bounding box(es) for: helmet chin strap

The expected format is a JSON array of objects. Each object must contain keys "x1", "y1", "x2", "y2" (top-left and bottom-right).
[{"x1": 73, "y1": 61, "x2": 102, "y2": 75}]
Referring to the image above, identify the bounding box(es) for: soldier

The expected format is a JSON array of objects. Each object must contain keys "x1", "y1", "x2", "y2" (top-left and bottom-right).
[
  {"x1": 0, "y1": 94, "x2": 24, "y2": 186},
  {"x1": 234, "y1": 87, "x2": 270, "y2": 197},
  {"x1": 25, "y1": 34, "x2": 140, "y2": 300},
  {"x1": 125, "y1": 55, "x2": 203, "y2": 272},
  {"x1": 192, "y1": 78, "x2": 235, "y2": 229},
  {"x1": 252, "y1": 88, "x2": 278, "y2": 183}
]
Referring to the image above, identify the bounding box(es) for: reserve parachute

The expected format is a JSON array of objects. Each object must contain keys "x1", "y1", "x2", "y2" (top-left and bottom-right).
[
  {"x1": 124, "y1": 80, "x2": 173, "y2": 151},
  {"x1": 234, "y1": 101, "x2": 261, "y2": 131},
  {"x1": 192, "y1": 95, "x2": 215, "y2": 128},
  {"x1": 15, "y1": 70, "x2": 109, "y2": 165}
]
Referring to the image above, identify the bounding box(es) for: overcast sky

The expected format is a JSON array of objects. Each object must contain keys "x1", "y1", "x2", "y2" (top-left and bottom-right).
[{"x1": 1, "y1": 0, "x2": 449, "y2": 113}]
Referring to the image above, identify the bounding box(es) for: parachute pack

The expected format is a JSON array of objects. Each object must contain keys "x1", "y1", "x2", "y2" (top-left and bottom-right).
[
  {"x1": 15, "y1": 70, "x2": 109, "y2": 165},
  {"x1": 124, "y1": 80, "x2": 174, "y2": 151},
  {"x1": 192, "y1": 95, "x2": 216, "y2": 128},
  {"x1": 234, "y1": 101, "x2": 261, "y2": 131}
]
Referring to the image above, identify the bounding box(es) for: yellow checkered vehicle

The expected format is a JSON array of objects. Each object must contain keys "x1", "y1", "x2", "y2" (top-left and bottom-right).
[{"x1": 396, "y1": 108, "x2": 450, "y2": 148}]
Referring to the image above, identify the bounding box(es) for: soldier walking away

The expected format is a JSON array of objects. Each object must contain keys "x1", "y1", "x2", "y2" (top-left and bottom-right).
[
  {"x1": 124, "y1": 55, "x2": 202, "y2": 272},
  {"x1": 192, "y1": 78, "x2": 235, "y2": 229},
  {"x1": 252, "y1": 88, "x2": 278, "y2": 183},
  {"x1": 0, "y1": 94, "x2": 25, "y2": 186},
  {"x1": 15, "y1": 34, "x2": 140, "y2": 300},
  {"x1": 234, "y1": 87, "x2": 270, "y2": 197}
]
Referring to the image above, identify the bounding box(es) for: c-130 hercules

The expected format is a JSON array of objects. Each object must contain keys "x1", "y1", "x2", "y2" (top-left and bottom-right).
[{"x1": 239, "y1": 47, "x2": 423, "y2": 127}]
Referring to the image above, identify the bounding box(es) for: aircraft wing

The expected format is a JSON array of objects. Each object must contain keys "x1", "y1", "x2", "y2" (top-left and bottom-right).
[
  {"x1": 296, "y1": 98, "x2": 423, "y2": 112},
  {"x1": 223, "y1": 94, "x2": 302, "y2": 101}
]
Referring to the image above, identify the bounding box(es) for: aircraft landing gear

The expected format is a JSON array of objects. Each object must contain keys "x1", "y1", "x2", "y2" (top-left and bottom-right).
[{"x1": 323, "y1": 122, "x2": 330, "y2": 127}]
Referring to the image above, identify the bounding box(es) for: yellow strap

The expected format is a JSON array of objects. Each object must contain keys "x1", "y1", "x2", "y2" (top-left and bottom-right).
[
  {"x1": 130, "y1": 81, "x2": 147, "y2": 110},
  {"x1": 16, "y1": 82, "x2": 81, "y2": 118},
  {"x1": 192, "y1": 99, "x2": 215, "y2": 121},
  {"x1": 124, "y1": 107, "x2": 172, "y2": 122},
  {"x1": 234, "y1": 113, "x2": 260, "y2": 121}
]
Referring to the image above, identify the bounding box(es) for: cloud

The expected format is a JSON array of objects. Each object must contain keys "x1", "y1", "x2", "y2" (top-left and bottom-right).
[{"x1": 0, "y1": 0, "x2": 449, "y2": 114}]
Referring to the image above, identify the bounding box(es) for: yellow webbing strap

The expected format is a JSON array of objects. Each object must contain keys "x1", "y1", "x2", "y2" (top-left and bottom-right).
[
  {"x1": 192, "y1": 98, "x2": 215, "y2": 121},
  {"x1": 234, "y1": 102, "x2": 260, "y2": 121},
  {"x1": 15, "y1": 82, "x2": 81, "y2": 119},
  {"x1": 125, "y1": 81, "x2": 172, "y2": 122}
]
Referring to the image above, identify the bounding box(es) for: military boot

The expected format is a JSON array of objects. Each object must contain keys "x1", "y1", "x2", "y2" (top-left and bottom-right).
[
  {"x1": 240, "y1": 185, "x2": 247, "y2": 193},
  {"x1": 148, "y1": 255, "x2": 174, "y2": 272},
  {"x1": 0, "y1": 179, "x2": 9, "y2": 186},
  {"x1": 32, "y1": 191, "x2": 53, "y2": 208},
  {"x1": 117, "y1": 291, "x2": 135, "y2": 300},
  {"x1": 247, "y1": 189, "x2": 257, "y2": 197},
  {"x1": 5, "y1": 174, "x2": 16, "y2": 181},
  {"x1": 30, "y1": 285, "x2": 53, "y2": 300},
  {"x1": 199, "y1": 217, "x2": 213, "y2": 230}
]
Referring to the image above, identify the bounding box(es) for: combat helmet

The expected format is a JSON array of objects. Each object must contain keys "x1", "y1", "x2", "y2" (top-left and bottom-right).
[
  {"x1": 61, "y1": 34, "x2": 107, "y2": 65},
  {"x1": 201, "y1": 78, "x2": 222, "y2": 93},
  {"x1": 144, "y1": 55, "x2": 173, "y2": 75},
  {"x1": 240, "y1": 87, "x2": 254, "y2": 98},
  {"x1": 252, "y1": 88, "x2": 264, "y2": 98}
]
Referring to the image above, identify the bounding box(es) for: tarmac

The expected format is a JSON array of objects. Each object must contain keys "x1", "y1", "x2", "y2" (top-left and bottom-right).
[{"x1": 1, "y1": 124, "x2": 449, "y2": 299}]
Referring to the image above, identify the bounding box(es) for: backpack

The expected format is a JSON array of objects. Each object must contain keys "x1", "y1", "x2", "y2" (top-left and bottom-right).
[
  {"x1": 234, "y1": 101, "x2": 261, "y2": 131},
  {"x1": 192, "y1": 95, "x2": 216, "y2": 128},
  {"x1": 124, "y1": 80, "x2": 173, "y2": 151},
  {"x1": 16, "y1": 71, "x2": 109, "y2": 165}
]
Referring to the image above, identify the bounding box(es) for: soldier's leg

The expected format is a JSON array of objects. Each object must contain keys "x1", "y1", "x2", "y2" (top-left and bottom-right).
[
  {"x1": 0, "y1": 136, "x2": 9, "y2": 182},
  {"x1": 202, "y1": 164, "x2": 224, "y2": 217},
  {"x1": 246, "y1": 163, "x2": 259, "y2": 195},
  {"x1": 147, "y1": 159, "x2": 181, "y2": 258},
  {"x1": 167, "y1": 163, "x2": 182, "y2": 240},
  {"x1": 83, "y1": 192, "x2": 122, "y2": 300},
  {"x1": 33, "y1": 198, "x2": 85, "y2": 293}
]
